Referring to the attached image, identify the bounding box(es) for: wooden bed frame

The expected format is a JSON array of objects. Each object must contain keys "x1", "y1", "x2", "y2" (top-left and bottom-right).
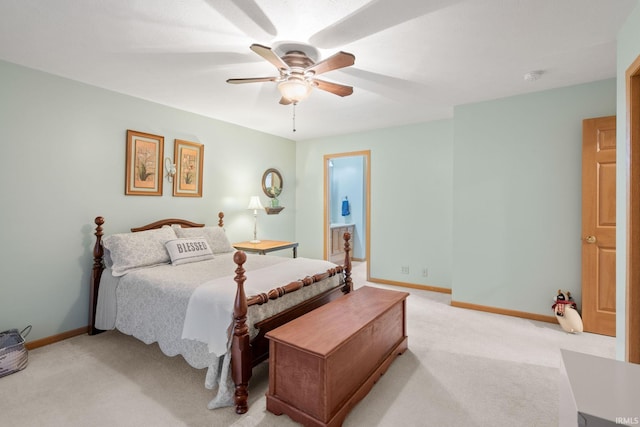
[{"x1": 88, "y1": 212, "x2": 353, "y2": 414}]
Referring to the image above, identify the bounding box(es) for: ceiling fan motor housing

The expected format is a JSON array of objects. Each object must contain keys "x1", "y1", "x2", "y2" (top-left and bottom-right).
[{"x1": 282, "y1": 51, "x2": 315, "y2": 73}]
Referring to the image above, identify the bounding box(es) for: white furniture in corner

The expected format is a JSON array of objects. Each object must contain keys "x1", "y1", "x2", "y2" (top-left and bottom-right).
[{"x1": 560, "y1": 349, "x2": 640, "y2": 426}]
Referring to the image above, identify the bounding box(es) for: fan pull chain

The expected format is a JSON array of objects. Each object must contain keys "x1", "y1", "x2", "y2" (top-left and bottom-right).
[{"x1": 292, "y1": 103, "x2": 297, "y2": 132}]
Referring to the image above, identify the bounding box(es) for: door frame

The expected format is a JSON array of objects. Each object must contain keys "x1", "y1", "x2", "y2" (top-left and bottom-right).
[
  {"x1": 626, "y1": 54, "x2": 640, "y2": 363},
  {"x1": 323, "y1": 150, "x2": 371, "y2": 279}
]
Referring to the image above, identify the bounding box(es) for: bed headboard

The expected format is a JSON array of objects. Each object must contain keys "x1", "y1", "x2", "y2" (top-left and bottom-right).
[{"x1": 130, "y1": 212, "x2": 224, "y2": 232}]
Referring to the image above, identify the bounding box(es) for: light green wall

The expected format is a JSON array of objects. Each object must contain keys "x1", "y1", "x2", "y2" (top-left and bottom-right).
[
  {"x1": 296, "y1": 120, "x2": 454, "y2": 288},
  {"x1": 452, "y1": 80, "x2": 616, "y2": 315},
  {"x1": 297, "y1": 80, "x2": 615, "y2": 318},
  {"x1": 616, "y1": 2, "x2": 640, "y2": 359},
  {"x1": 0, "y1": 60, "x2": 295, "y2": 342}
]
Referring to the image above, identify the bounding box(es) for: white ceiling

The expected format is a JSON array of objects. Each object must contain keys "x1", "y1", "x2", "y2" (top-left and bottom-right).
[{"x1": 0, "y1": 0, "x2": 637, "y2": 140}]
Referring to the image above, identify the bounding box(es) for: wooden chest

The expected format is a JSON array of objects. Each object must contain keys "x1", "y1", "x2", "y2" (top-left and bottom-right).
[{"x1": 265, "y1": 286, "x2": 409, "y2": 427}]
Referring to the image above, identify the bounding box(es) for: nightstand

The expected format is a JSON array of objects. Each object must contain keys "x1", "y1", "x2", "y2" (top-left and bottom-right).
[{"x1": 233, "y1": 240, "x2": 298, "y2": 258}]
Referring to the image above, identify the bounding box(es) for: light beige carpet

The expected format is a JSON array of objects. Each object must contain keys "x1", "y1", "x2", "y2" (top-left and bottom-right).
[{"x1": 0, "y1": 263, "x2": 615, "y2": 426}]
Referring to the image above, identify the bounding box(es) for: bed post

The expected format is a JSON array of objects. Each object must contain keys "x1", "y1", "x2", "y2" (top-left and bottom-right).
[
  {"x1": 231, "y1": 250, "x2": 251, "y2": 414},
  {"x1": 89, "y1": 216, "x2": 105, "y2": 335},
  {"x1": 218, "y1": 211, "x2": 224, "y2": 227},
  {"x1": 342, "y1": 232, "x2": 353, "y2": 293}
]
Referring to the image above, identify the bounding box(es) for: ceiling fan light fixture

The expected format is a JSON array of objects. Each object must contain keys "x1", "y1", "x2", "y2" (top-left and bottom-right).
[{"x1": 278, "y1": 78, "x2": 312, "y2": 103}]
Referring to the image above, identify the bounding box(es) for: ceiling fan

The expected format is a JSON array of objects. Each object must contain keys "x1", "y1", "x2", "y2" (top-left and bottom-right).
[{"x1": 226, "y1": 42, "x2": 355, "y2": 105}]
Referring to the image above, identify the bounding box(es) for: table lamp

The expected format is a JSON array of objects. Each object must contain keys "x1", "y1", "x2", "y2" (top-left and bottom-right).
[{"x1": 247, "y1": 196, "x2": 264, "y2": 243}]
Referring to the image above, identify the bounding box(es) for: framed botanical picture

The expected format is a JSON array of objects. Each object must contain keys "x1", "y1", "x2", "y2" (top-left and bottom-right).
[
  {"x1": 173, "y1": 139, "x2": 203, "y2": 197},
  {"x1": 125, "y1": 130, "x2": 164, "y2": 196}
]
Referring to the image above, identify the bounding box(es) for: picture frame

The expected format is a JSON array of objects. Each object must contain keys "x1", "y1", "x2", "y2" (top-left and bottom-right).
[
  {"x1": 125, "y1": 130, "x2": 164, "y2": 196},
  {"x1": 173, "y1": 139, "x2": 203, "y2": 197}
]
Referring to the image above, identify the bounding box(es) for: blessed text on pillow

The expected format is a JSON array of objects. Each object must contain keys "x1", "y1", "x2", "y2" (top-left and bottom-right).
[{"x1": 165, "y1": 238, "x2": 215, "y2": 265}]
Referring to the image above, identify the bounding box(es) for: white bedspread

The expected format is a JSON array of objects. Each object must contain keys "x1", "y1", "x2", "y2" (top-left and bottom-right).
[{"x1": 182, "y1": 257, "x2": 342, "y2": 355}]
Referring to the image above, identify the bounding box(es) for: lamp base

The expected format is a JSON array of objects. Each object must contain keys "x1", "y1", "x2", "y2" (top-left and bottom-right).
[{"x1": 250, "y1": 239, "x2": 261, "y2": 244}]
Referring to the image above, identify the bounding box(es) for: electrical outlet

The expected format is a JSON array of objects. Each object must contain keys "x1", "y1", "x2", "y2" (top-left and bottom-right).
[
  {"x1": 401, "y1": 265, "x2": 410, "y2": 274},
  {"x1": 422, "y1": 268, "x2": 428, "y2": 277}
]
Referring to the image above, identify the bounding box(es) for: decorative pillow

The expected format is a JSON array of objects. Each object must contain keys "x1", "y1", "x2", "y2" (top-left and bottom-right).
[
  {"x1": 172, "y1": 225, "x2": 235, "y2": 254},
  {"x1": 165, "y1": 238, "x2": 214, "y2": 266},
  {"x1": 102, "y1": 227, "x2": 177, "y2": 276}
]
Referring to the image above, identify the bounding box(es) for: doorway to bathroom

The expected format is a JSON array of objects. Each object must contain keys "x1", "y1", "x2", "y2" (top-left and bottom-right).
[{"x1": 323, "y1": 150, "x2": 370, "y2": 279}]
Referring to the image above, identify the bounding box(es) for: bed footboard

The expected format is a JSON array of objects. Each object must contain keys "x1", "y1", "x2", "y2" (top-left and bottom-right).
[
  {"x1": 230, "y1": 232, "x2": 353, "y2": 414},
  {"x1": 231, "y1": 251, "x2": 251, "y2": 414}
]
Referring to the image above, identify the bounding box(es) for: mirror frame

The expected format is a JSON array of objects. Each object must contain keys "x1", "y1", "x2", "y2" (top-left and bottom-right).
[{"x1": 262, "y1": 168, "x2": 283, "y2": 198}]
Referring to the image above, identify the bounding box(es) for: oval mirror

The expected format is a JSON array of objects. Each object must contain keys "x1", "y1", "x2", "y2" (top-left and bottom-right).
[{"x1": 262, "y1": 168, "x2": 283, "y2": 198}]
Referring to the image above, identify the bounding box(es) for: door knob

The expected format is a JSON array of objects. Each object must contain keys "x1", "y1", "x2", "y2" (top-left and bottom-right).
[{"x1": 585, "y1": 235, "x2": 597, "y2": 244}]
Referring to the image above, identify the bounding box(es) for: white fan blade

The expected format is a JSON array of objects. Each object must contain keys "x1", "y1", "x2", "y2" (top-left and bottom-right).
[{"x1": 309, "y1": 0, "x2": 463, "y2": 48}]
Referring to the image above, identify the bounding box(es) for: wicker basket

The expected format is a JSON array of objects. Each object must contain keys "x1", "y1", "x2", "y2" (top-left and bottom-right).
[{"x1": 0, "y1": 326, "x2": 31, "y2": 378}]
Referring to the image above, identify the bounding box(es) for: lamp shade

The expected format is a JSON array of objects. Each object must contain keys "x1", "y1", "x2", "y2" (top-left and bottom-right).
[
  {"x1": 247, "y1": 196, "x2": 264, "y2": 210},
  {"x1": 278, "y1": 78, "x2": 312, "y2": 103}
]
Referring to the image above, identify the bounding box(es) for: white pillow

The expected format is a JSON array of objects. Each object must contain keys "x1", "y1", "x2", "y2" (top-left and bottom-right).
[
  {"x1": 102, "y1": 227, "x2": 177, "y2": 276},
  {"x1": 172, "y1": 225, "x2": 235, "y2": 254},
  {"x1": 165, "y1": 238, "x2": 214, "y2": 266}
]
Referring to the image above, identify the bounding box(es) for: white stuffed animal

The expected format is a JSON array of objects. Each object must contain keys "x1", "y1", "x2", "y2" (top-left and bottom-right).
[{"x1": 552, "y1": 290, "x2": 583, "y2": 333}]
